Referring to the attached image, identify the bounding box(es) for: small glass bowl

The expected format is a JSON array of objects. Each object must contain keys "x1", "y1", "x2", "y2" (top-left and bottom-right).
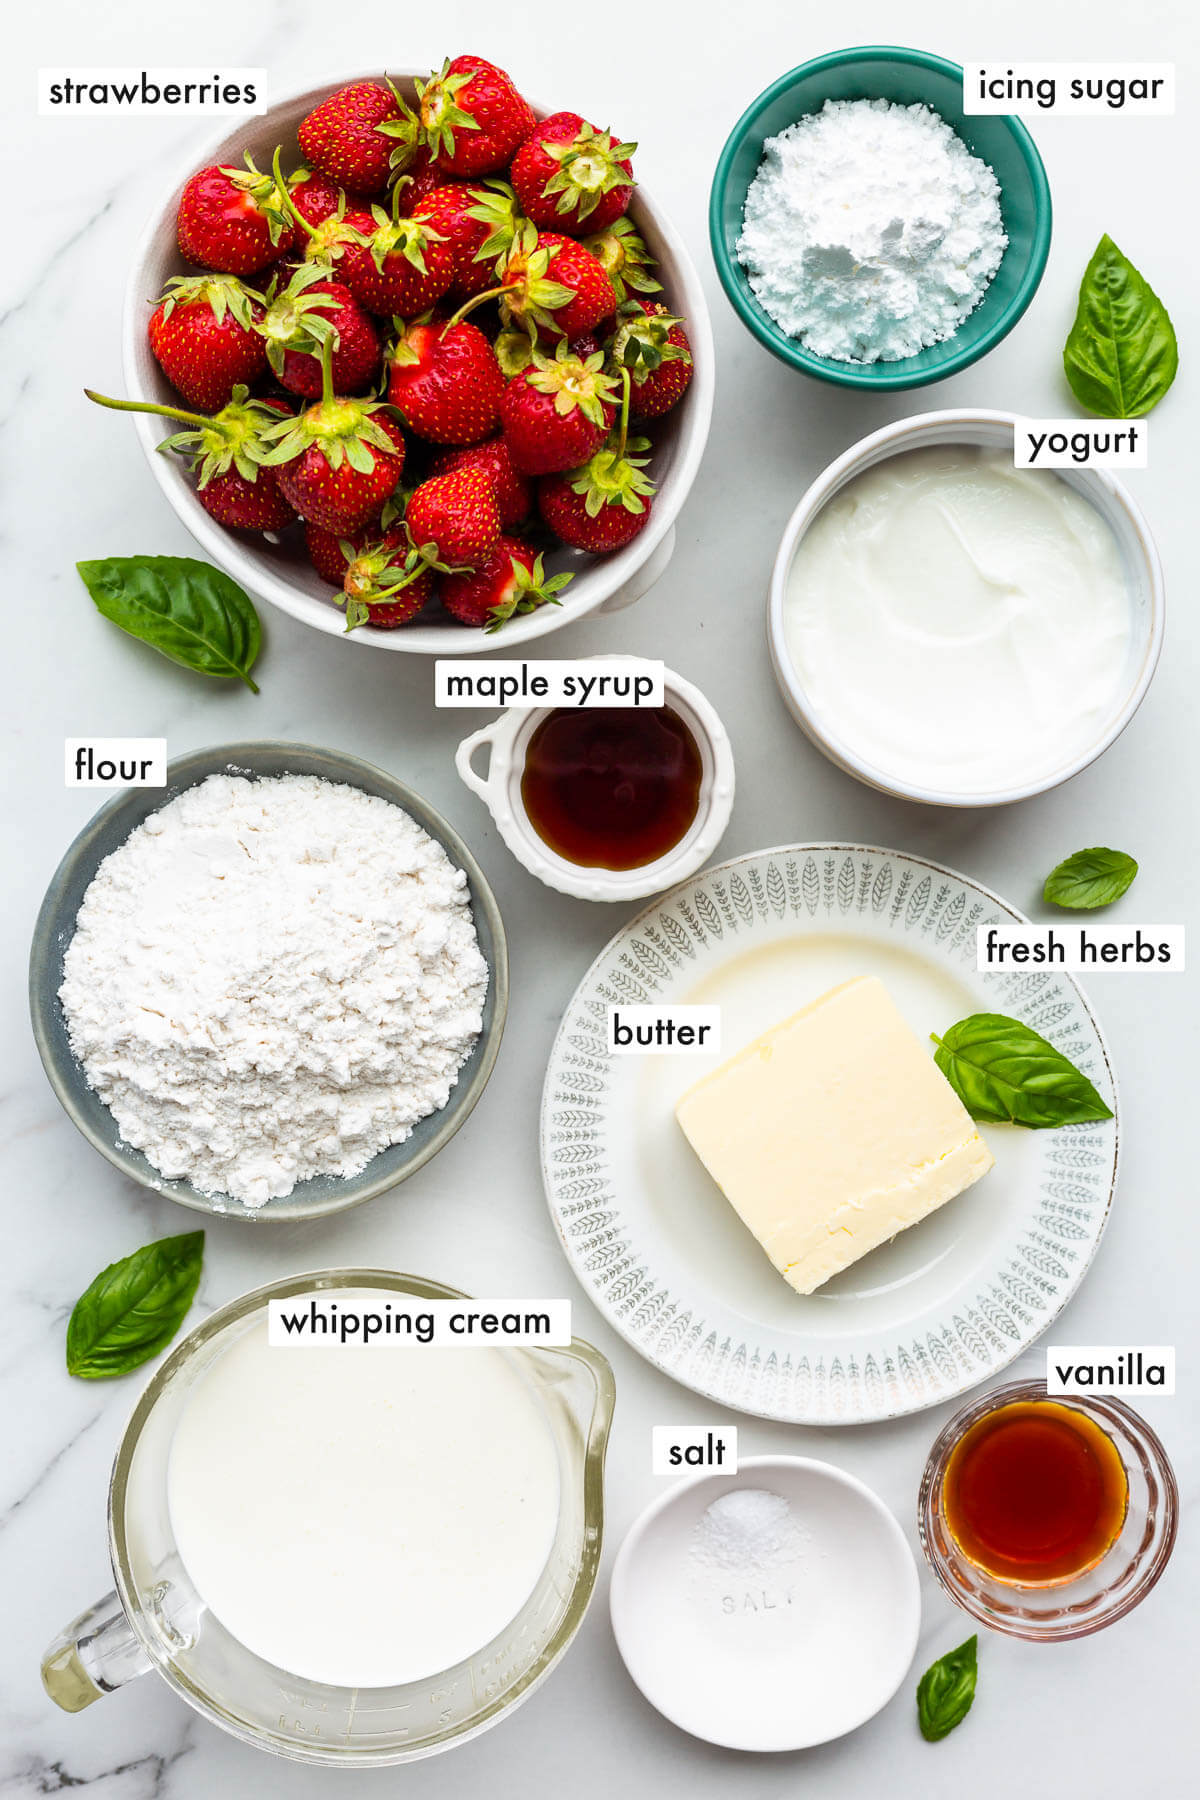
[{"x1": 918, "y1": 1380, "x2": 1178, "y2": 1641}]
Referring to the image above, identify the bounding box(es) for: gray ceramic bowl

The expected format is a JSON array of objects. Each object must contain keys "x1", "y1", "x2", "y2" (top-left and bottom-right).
[{"x1": 30, "y1": 742, "x2": 508, "y2": 1222}]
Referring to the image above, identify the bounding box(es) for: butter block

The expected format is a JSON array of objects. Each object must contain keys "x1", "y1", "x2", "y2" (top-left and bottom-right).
[{"x1": 675, "y1": 976, "x2": 994, "y2": 1295}]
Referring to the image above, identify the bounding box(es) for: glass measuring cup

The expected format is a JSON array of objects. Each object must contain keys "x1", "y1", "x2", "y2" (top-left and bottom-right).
[{"x1": 42, "y1": 1270, "x2": 615, "y2": 1764}]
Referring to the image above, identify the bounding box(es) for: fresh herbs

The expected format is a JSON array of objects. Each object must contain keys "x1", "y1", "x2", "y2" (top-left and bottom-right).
[
  {"x1": 1044, "y1": 846, "x2": 1138, "y2": 911},
  {"x1": 1064, "y1": 236, "x2": 1178, "y2": 418},
  {"x1": 932, "y1": 1015, "x2": 1113, "y2": 1129},
  {"x1": 76, "y1": 555, "x2": 262, "y2": 691},
  {"x1": 66, "y1": 1232, "x2": 204, "y2": 1379},
  {"x1": 917, "y1": 1635, "x2": 978, "y2": 1742}
]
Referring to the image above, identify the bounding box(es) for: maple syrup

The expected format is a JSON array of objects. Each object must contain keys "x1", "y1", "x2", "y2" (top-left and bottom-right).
[
  {"x1": 941, "y1": 1399, "x2": 1129, "y2": 1587},
  {"x1": 520, "y1": 706, "x2": 704, "y2": 871}
]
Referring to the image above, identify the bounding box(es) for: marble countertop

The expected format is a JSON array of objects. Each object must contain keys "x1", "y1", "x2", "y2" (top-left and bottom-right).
[{"x1": 4, "y1": 0, "x2": 1196, "y2": 1793}]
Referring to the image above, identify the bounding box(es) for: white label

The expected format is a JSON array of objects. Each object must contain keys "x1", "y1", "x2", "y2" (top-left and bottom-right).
[
  {"x1": 1015, "y1": 418, "x2": 1148, "y2": 469},
  {"x1": 1047, "y1": 1346, "x2": 1175, "y2": 1396},
  {"x1": 977, "y1": 923, "x2": 1184, "y2": 973},
  {"x1": 962, "y1": 62, "x2": 1174, "y2": 116},
  {"x1": 38, "y1": 68, "x2": 268, "y2": 115},
  {"x1": 435, "y1": 658, "x2": 665, "y2": 709},
  {"x1": 608, "y1": 1005, "x2": 721, "y2": 1054},
  {"x1": 652, "y1": 1426, "x2": 738, "y2": 1476},
  {"x1": 65, "y1": 738, "x2": 166, "y2": 788},
  {"x1": 267, "y1": 1296, "x2": 571, "y2": 1348}
]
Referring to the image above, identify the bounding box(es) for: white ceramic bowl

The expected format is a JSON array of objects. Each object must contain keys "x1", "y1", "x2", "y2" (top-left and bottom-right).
[
  {"x1": 454, "y1": 661, "x2": 735, "y2": 900},
  {"x1": 767, "y1": 409, "x2": 1165, "y2": 806},
  {"x1": 121, "y1": 71, "x2": 715, "y2": 654},
  {"x1": 609, "y1": 1456, "x2": 920, "y2": 1751}
]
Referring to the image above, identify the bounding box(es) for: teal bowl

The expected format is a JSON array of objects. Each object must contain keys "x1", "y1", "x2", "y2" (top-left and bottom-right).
[
  {"x1": 709, "y1": 46, "x2": 1052, "y2": 389},
  {"x1": 30, "y1": 743, "x2": 508, "y2": 1223}
]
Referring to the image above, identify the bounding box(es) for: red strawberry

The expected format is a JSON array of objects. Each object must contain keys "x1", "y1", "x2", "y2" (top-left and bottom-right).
[
  {"x1": 472, "y1": 224, "x2": 617, "y2": 341},
  {"x1": 500, "y1": 342, "x2": 618, "y2": 476},
  {"x1": 342, "y1": 527, "x2": 436, "y2": 630},
  {"x1": 298, "y1": 81, "x2": 402, "y2": 195},
  {"x1": 297, "y1": 200, "x2": 378, "y2": 277},
  {"x1": 406, "y1": 468, "x2": 500, "y2": 568},
  {"x1": 305, "y1": 519, "x2": 363, "y2": 584},
  {"x1": 260, "y1": 339, "x2": 406, "y2": 533},
  {"x1": 340, "y1": 188, "x2": 456, "y2": 316},
  {"x1": 147, "y1": 274, "x2": 267, "y2": 411},
  {"x1": 401, "y1": 148, "x2": 444, "y2": 209},
  {"x1": 538, "y1": 437, "x2": 656, "y2": 552},
  {"x1": 258, "y1": 263, "x2": 380, "y2": 398},
  {"x1": 419, "y1": 180, "x2": 519, "y2": 301},
  {"x1": 442, "y1": 537, "x2": 572, "y2": 630},
  {"x1": 86, "y1": 386, "x2": 295, "y2": 532},
  {"x1": 430, "y1": 436, "x2": 531, "y2": 528},
  {"x1": 177, "y1": 153, "x2": 299, "y2": 275},
  {"x1": 511, "y1": 114, "x2": 635, "y2": 235},
  {"x1": 387, "y1": 317, "x2": 502, "y2": 445},
  {"x1": 582, "y1": 217, "x2": 662, "y2": 304},
  {"x1": 613, "y1": 298, "x2": 693, "y2": 420},
  {"x1": 415, "y1": 56, "x2": 535, "y2": 178},
  {"x1": 289, "y1": 171, "x2": 353, "y2": 229}
]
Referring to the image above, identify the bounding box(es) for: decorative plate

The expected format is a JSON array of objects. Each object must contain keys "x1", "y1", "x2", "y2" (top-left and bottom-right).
[{"x1": 540, "y1": 846, "x2": 1119, "y2": 1425}]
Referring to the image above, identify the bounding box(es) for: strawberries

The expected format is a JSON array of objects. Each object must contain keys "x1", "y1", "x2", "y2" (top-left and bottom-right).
[
  {"x1": 341, "y1": 528, "x2": 436, "y2": 629},
  {"x1": 511, "y1": 114, "x2": 635, "y2": 235},
  {"x1": 260, "y1": 340, "x2": 406, "y2": 533},
  {"x1": 406, "y1": 468, "x2": 500, "y2": 567},
  {"x1": 614, "y1": 298, "x2": 693, "y2": 420},
  {"x1": 415, "y1": 56, "x2": 534, "y2": 177},
  {"x1": 298, "y1": 80, "x2": 401, "y2": 195},
  {"x1": 134, "y1": 53, "x2": 694, "y2": 632},
  {"x1": 420, "y1": 180, "x2": 519, "y2": 300},
  {"x1": 387, "y1": 317, "x2": 502, "y2": 444},
  {"x1": 500, "y1": 342, "x2": 618, "y2": 476},
  {"x1": 177, "y1": 155, "x2": 298, "y2": 275},
  {"x1": 538, "y1": 437, "x2": 656, "y2": 552},
  {"x1": 148, "y1": 274, "x2": 267, "y2": 411},
  {"x1": 259, "y1": 264, "x2": 380, "y2": 398},
  {"x1": 442, "y1": 536, "x2": 572, "y2": 630},
  {"x1": 87, "y1": 386, "x2": 295, "y2": 532},
  {"x1": 430, "y1": 436, "x2": 530, "y2": 527},
  {"x1": 340, "y1": 190, "x2": 456, "y2": 316},
  {"x1": 582, "y1": 217, "x2": 662, "y2": 304}
]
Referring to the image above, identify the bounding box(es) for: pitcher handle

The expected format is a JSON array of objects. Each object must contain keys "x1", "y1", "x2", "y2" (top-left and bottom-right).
[
  {"x1": 42, "y1": 1591, "x2": 152, "y2": 1712},
  {"x1": 454, "y1": 722, "x2": 500, "y2": 803}
]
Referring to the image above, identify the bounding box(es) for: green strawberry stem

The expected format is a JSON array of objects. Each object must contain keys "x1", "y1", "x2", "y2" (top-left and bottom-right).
[
  {"x1": 442, "y1": 286, "x2": 506, "y2": 334},
  {"x1": 271, "y1": 145, "x2": 317, "y2": 240},
  {"x1": 319, "y1": 331, "x2": 336, "y2": 409},
  {"x1": 616, "y1": 367, "x2": 631, "y2": 461},
  {"x1": 85, "y1": 389, "x2": 211, "y2": 429}
]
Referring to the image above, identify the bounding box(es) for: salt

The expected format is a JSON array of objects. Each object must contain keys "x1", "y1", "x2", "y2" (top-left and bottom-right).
[
  {"x1": 737, "y1": 98, "x2": 1007, "y2": 364},
  {"x1": 690, "y1": 1488, "x2": 805, "y2": 1580}
]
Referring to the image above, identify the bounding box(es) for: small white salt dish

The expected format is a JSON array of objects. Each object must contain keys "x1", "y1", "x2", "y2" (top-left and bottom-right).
[
  {"x1": 767, "y1": 409, "x2": 1165, "y2": 808},
  {"x1": 609, "y1": 1456, "x2": 920, "y2": 1751},
  {"x1": 454, "y1": 663, "x2": 735, "y2": 902}
]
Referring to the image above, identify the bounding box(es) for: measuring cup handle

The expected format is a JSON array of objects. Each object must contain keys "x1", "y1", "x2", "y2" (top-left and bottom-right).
[
  {"x1": 455, "y1": 723, "x2": 500, "y2": 803},
  {"x1": 42, "y1": 1591, "x2": 152, "y2": 1712}
]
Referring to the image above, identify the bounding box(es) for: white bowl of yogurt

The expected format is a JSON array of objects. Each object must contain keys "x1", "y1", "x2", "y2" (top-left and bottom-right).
[{"x1": 768, "y1": 410, "x2": 1164, "y2": 806}]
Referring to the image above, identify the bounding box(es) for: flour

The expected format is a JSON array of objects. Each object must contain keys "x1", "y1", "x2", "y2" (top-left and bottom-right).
[
  {"x1": 59, "y1": 773, "x2": 488, "y2": 1207},
  {"x1": 737, "y1": 98, "x2": 1007, "y2": 363}
]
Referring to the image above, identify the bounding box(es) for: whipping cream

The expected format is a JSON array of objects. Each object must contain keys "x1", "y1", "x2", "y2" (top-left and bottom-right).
[
  {"x1": 167, "y1": 1292, "x2": 560, "y2": 1688},
  {"x1": 783, "y1": 446, "x2": 1134, "y2": 795}
]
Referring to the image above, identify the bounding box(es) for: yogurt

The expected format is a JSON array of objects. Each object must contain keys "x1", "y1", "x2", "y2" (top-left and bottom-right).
[
  {"x1": 167, "y1": 1290, "x2": 560, "y2": 1689},
  {"x1": 783, "y1": 445, "x2": 1134, "y2": 797}
]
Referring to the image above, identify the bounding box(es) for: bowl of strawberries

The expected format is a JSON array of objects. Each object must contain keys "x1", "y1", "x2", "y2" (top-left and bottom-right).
[{"x1": 109, "y1": 56, "x2": 713, "y2": 650}]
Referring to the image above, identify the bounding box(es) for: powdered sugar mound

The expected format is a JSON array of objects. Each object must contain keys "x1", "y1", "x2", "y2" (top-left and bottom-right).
[
  {"x1": 59, "y1": 773, "x2": 488, "y2": 1207},
  {"x1": 737, "y1": 98, "x2": 1007, "y2": 363}
]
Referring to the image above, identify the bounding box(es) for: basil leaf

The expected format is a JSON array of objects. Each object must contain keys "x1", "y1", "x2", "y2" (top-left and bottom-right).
[
  {"x1": 917, "y1": 1636, "x2": 977, "y2": 1743},
  {"x1": 66, "y1": 1232, "x2": 204, "y2": 1380},
  {"x1": 77, "y1": 556, "x2": 262, "y2": 691},
  {"x1": 1063, "y1": 236, "x2": 1178, "y2": 418},
  {"x1": 932, "y1": 1014, "x2": 1113, "y2": 1129},
  {"x1": 1044, "y1": 846, "x2": 1138, "y2": 911}
]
